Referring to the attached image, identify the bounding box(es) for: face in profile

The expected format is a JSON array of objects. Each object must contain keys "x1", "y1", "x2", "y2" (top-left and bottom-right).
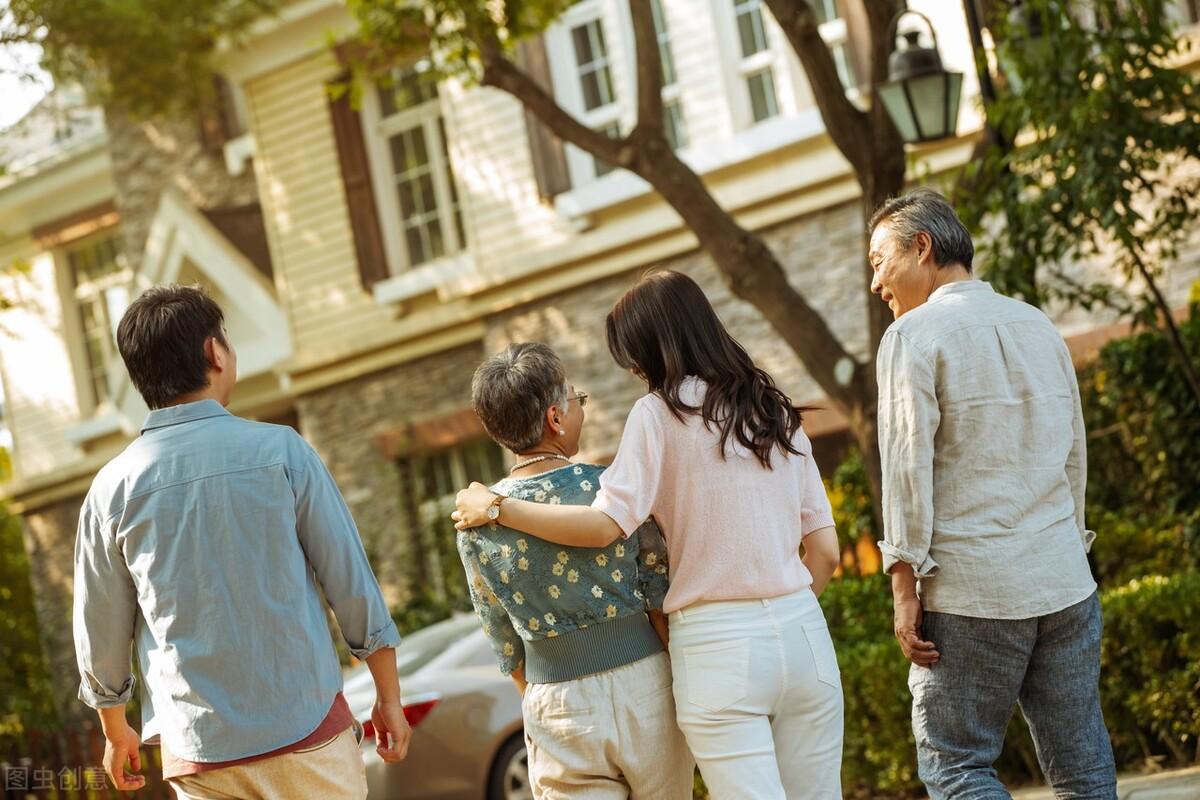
[
  {"x1": 556, "y1": 383, "x2": 587, "y2": 457},
  {"x1": 869, "y1": 222, "x2": 936, "y2": 320}
]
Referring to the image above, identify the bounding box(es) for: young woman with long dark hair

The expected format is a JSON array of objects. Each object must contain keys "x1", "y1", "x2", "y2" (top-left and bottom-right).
[{"x1": 453, "y1": 271, "x2": 843, "y2": 799}]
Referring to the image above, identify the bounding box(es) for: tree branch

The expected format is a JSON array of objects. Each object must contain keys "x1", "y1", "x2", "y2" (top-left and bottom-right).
[
  {"x1": 477, "y1": 40, "x2": 629, "y2": 168},
  {"x1": 628, "y1": 0, "x2": 664, "y2": 138},
  {"x1": 475, "y1": 31, "x2": 864, "y2": 411},
  {"x1": 762, "y1": 0, "x2": 871, "y2": 173}
]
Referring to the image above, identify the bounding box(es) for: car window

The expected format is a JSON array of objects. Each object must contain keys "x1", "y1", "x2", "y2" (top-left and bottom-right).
[{"x1": 395, "y1": 614, "x2": 480, "y2": 677}]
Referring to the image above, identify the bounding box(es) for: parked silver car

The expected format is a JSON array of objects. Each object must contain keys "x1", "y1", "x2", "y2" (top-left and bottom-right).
[{"x1": 342, "y1": 614, "x2": 529, "y2": 800}]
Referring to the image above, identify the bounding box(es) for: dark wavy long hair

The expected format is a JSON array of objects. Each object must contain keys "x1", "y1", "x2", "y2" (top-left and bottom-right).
[{"x1": 605, "y1": 270, "x2": 804, "y2": 468}]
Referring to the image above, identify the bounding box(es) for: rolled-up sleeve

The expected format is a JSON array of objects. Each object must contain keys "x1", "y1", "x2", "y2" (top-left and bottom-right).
[
  {"x1": 74, "y1": 500, "x2": 138, "y2": 709},
  {"x1": 876, "y1": 331, "x2": 941, "y2": 578},
  {"x1": 457, "y1": 534, "x2": 524, "y2": 675},
  {"x1": 593, "y1": 398, "x2": 663, "y2": 538},
  {"x1": 290, "y1": 434, "x2": 401, "y2": 659},
  {"x1": 633, "y1": 520, "x2": 670, "y2": 611}
]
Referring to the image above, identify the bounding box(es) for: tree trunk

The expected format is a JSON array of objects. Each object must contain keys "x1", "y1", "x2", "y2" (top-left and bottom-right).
[
  {"x1": 476, "y1": 0, "x2": 917, "y2": 528},
  {"x1": 1132, "y1": 250, "x2": 1200, "y2": 408}
]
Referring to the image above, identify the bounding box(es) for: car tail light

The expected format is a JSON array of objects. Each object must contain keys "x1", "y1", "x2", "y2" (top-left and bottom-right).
[
  {"x1": 358, "y1": 697, "x2": 442, "y2": 741},
  {"x1": 402, "y1": 698, "x2": 440, "y2": 727}
]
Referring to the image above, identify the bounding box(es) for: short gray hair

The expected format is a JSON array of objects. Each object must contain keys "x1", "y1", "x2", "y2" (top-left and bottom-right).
[
  {"x1": 869, "y1": 188, "x2": 974, "y2": 271},
  {"x1": 472, "y1": 343, "x2": 570, "y2": 453}
]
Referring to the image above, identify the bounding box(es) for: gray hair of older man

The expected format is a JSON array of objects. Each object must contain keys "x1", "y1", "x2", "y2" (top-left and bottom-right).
[
  {"x1": 472, "y1": 342, "x2": 571, "y2": 454},
  {"x1": 869, "y1": 188, "x2": 975, "y2": 272}
]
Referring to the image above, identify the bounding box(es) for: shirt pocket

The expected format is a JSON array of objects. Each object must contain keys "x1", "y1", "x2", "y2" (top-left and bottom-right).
[{"x1": 681, "y1": 638, "x2": 749, "y2": 713}]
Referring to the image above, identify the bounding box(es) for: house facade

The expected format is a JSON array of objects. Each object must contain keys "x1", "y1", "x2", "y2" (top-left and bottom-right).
[{"x1": 3, "y1": 0, "x2": 1199, "y2": 718}]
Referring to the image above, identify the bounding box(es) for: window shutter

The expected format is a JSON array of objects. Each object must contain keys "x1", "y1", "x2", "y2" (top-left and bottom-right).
[
  {"x1": 515, "y1": 37, "x2": 572, "y2": 201},
  {"x1": 327, "y1": 74, "x2": 390, "y2": 291}
]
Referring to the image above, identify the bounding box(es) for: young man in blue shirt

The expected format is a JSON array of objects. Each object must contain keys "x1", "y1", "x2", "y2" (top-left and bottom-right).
[{"x1": 73, "y1": 285, "x2": 408, "y2": 797}]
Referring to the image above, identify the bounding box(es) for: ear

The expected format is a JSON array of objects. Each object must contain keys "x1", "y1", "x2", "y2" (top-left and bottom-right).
[
  {"x1": 203, "y1": 337, "x2": 218, "y2": 370},
  {"x1": 915, "y1": 231, "x2": 935, "y2": 265},
  {"x1": 206, "y1": 336, "x2": 228, "y2": 373}
]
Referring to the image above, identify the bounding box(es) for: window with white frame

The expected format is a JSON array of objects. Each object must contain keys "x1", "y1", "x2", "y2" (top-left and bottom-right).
[
  {"x1": 651, "y1": 0, "x2": 688, "y2": 150},
  {"x1": 397, "y1": 437, "x2": 507, "y2": 602},
  {"x1": 546, "y1": 3, "x2": 626, "y2": 186},
  {"x1": 365, "y1": 60, "x2": 467, "y2": 274},
  {"x1": 66, "y1": 231, "x2": 131, "y2": 409},
  {"x1": 732, "y1": 0, "x2": 782, "y2": 123}
]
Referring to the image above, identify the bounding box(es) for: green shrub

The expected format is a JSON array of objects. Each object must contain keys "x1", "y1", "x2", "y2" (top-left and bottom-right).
[
  {"x1": 821, "y1": 575, "x2": 921, "y2": 796},
  {"x1": 1080, "y1": 303, "x2": 1200, "y2": 516},
  {"x1": 824, "y1": 449, "x2": 879, "y2": 575},
  {"x1": 1089, "y1": 509, "x2": 1200, "y2": 588},
  {"x1": 0, "y1": 503, "x2": 58, "y2": 750},
  {"x1": 1100, "y1": 572, "x2": 1200, "y2": 768}
]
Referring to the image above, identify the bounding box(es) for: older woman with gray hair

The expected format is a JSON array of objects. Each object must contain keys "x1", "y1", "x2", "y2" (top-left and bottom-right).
[{"x1": 456, "y1": 342, "x2": 693, "y2": 799}]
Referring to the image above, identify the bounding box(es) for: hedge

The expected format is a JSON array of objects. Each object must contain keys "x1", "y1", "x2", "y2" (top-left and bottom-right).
[{"x1": 816, "y1": 569, "x2": 1200, "y2": 798}]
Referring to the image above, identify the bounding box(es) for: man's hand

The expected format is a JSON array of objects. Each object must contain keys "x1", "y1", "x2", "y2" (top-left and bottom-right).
[
  {"x1": 371, "y1": 699, "x2": 412, "y2": 763},
  {"x1": 101, "y1": 720, "x2": 145, "y2": 792},
  {"x1": 893, "y1": 593, "x2": 939, "y2": 667}
]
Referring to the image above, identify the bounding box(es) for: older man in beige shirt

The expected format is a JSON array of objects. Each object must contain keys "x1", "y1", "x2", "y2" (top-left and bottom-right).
[{"x1": 869, "y1": 189, "x2": 1116, "y2": 800}]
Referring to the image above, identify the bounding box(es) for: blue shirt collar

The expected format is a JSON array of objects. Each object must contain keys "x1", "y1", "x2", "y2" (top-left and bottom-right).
[
  {"x1": 929, "y1": 279, "x2": 993, "y2": 303},
  {"x1": 141, "y1": 399, "x2": 231, "y2": 433}
]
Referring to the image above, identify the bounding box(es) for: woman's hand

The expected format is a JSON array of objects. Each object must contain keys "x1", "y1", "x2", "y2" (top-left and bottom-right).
[{"x1": 452, "y1": 481, "x2": 498, "y2": 529}]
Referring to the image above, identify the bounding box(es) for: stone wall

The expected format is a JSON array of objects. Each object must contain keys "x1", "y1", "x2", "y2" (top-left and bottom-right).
[
  {"x1": 294, "y1": 343, "x2": 485, "y2": 605},
  {"x1": 484, "y1": 199, "x2": 872, "y2": 464},
  {"x1": 20, "y1": 494, "x2": 88, "y2": 726},
  {"x1": 103, "y1": 105, "x2": 259, "y2": 271}
]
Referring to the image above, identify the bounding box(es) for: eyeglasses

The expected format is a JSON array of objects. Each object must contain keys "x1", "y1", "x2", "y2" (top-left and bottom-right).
[{"x1": 570, "y1": 391, "x2": 589, "y2": 408}]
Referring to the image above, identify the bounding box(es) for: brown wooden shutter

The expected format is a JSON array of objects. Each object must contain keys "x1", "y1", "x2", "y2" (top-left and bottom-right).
[
  {"x1": 327, "y1": 73, "x2": 390, "y2": 291},
  {"x1": 515, "y1": 37, "x2": 572, "y2": 201}
]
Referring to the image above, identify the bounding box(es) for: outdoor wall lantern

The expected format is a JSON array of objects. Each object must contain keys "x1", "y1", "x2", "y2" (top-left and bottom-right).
[{"x1": 876, "y1": 10, "x2": 964, "y2": 144}]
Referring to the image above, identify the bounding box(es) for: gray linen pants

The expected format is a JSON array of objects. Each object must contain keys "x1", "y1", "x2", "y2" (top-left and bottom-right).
[{"x1": 909, "y1": 592, "x2": 1117, "y2": 800}]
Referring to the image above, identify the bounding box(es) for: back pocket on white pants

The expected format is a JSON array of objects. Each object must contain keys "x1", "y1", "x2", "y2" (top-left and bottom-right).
[
  {"x1": 681, "y1": 639, "x2": 749, "y2": 713},
  {"x1": 803, "y1": 623, "x2": 841, "y2": 689}
]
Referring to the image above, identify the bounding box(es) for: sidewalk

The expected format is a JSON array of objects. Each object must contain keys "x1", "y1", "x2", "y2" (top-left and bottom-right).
[{"x1": 1012, "y1": 766, "x2": 1200, "y2": 799}]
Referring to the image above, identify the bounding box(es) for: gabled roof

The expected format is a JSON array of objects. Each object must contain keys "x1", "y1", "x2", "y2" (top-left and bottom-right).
[
  {"x1": 73, "y1": 188, "x2": 291, "y2": 446},
  {"x1": 0, "y1": 86, "x2": 106, "y2": 176}
]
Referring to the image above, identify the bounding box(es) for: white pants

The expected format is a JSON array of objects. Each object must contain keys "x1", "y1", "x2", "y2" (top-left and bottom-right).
[
  {"x1": 668, "y1": 588, "x2": 844, "y2": 800},
  {"x1": 522, "y1": 651, "x2": 694, "y2": 799}
]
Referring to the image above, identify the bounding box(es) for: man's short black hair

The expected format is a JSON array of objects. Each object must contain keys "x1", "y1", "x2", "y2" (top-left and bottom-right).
[{"x1": 116, "y1": 285, "x2": 227, "y2": 409}]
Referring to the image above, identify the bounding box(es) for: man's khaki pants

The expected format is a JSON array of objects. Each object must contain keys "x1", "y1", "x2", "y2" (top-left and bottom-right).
[{"x1": 168, "y1": 726, "x2": 367, "y2": 800}]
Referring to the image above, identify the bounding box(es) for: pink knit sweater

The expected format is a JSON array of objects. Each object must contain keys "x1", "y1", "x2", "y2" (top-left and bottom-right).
[{"x1": 593, "y1": 377, "x2": 836, "y2": 614}]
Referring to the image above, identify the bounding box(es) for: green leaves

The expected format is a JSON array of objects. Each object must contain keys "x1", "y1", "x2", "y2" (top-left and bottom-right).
[
  {"x1": 6, "y1": 0, "x2": 280, "y2": 115},
  {"x1": 1081, "y1": 299, "x2": 1200, "y2": 515},
  {"x1": 961, "y1": 0, "x2": 1200, "y2": 315}
]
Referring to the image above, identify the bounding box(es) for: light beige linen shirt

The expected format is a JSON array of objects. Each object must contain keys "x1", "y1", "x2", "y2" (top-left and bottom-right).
[{"x1": 876, "y1": 280, "x2": 1096, "y2": 619}]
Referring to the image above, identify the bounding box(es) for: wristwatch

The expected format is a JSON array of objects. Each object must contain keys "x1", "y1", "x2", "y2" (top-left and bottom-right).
[{"x1": 486, "y1": 494, "x2": 505, "y2": 524}]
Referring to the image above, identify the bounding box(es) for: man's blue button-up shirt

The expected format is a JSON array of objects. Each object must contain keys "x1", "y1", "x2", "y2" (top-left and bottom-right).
[{"x1": 73, "y1": 399, "x2": 400, "y2": 762}]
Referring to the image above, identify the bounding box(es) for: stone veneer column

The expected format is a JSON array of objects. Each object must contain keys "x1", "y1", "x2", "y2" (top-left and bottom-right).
[{"x1": 293, "y1": 343, "x2": 485, "y2": 606}]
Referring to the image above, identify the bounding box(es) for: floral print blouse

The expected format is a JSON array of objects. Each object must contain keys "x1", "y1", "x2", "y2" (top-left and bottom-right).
[{"x1": 456, "y1": 463, "x2": 670, "y2": 676}]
